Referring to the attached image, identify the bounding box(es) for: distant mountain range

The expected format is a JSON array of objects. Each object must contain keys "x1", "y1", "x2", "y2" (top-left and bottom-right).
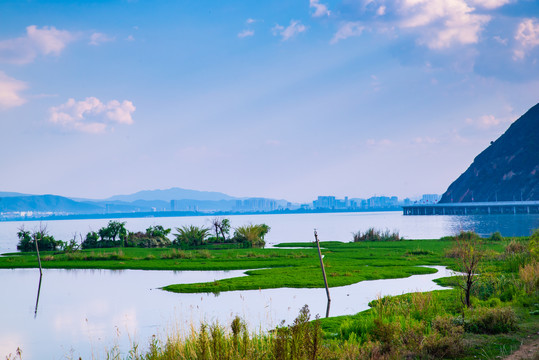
[
  {"x1": 440, "y1": 102, "x2": 539, "y2": 203},
  {"x1": 0, "y1": 195, "x2": 102, "y2": 213},
  {"x1": 101, "y1": 187, "x2": 236, "y2": 202},
  {"x1": 0, "y1": 187, "x2": 280, "y2": 215}
]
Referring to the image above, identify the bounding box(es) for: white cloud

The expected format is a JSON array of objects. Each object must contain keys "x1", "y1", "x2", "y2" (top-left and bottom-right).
[
  {"x1": 377, "y1": 5, "x2": 387, "y2": 16},
  {"x1": 89, "y1": 32, "x2": 115, "y2": 46},
  {"x1": 331, "y1": 21, "x2": 365, "y2": 44},
  {"x1": 0, "y1": 71, "x2": 27, "y2": 109},
  {"x1": 246, "y1": 18, "x2": 258, "y2": 24},
  {"x1": 272, "y1": 20, "x2": 307, "y2": 41},
  {"x1": 49, "y1": 97, "x2": 135, "y2": 133},
  {"x1": 310, "y1": 0, "x2": 330, "y2": 17},
  {"x1": 0, "y1": 25, "x2": 74, "y2": 64},
  {"x1": 465, "y1": 114, "x2": 510, "y2": 129},
  {"x1": 468, "y1": 0, "x2": 510, "y2": 9},
  {"x1": 238, "y1": 29, "x2": 255, "y2": 38},
  {"x1": 398, "y1": 0, "x2": 490, "y2": 49},
  {"x1": 513, "y1": 18, "x2": 539, "y2": 60}
]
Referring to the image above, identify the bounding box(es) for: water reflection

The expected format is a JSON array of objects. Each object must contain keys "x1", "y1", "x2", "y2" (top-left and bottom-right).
[{"x1": 34, "y1": 273, "x2": 42, "y2": 318}]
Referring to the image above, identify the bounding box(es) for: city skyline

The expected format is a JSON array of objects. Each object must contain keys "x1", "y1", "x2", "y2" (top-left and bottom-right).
[{"x1": 1, "y1": 1, "x2": 538, "y2": 203}]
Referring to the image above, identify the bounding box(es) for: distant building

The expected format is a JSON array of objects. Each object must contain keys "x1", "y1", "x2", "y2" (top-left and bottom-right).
[
  {"x1": 313, "y1": 196, "x2": 336, "y2": 209},
  {"x1": 421, "y1": 194, "x2": 440, "y2": 204},
  {"x1": 235, "y1": 198, "x2": 277, "y2": 212}
]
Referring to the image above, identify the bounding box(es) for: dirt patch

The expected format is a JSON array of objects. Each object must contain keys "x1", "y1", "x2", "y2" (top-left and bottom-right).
[{"x1": 504, "y1": 333, "x2": 539, "y2": 360}]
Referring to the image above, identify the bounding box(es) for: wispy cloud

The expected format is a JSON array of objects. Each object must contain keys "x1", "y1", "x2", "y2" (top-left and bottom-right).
[
  {"x1": 238, "y1": 29, "x2": 255, "y2": 38},
  {"x1": 0, "y1": 71, "x2": 27, "y2": 109},
  {"x1": 398, "y1": 0, "x2": 491, "y2": 49},
  {"x1": 49, "y1": 97, "x2": 135, "y2": 134},
  {"x1": 465, "y1": 114, "x2": 512, "y2": 129},
  {"x1": 89, "y1": 32, "x2": 115, "y2": 46},
  {"x1": 0, "y1": 25, "x2": 74, "y2": 65},
  {"x1": 366, "y1": 138, "x2": 393, "y2": 146},
  {"x1": 468, "y1": 0, "x2": 511, "y2": 9},
  {"x1": 513, "y1": 18, "x2": 539, "y2": 60},
  {"x1": 310, "y1": 0, "x2": 330, "y2": 18},
  {"x1": 331, "y1": 21, "x2": 364, "y2": 44},
  {"x1": 272, "y1": 20, "x2": 307, "y2": 41}
]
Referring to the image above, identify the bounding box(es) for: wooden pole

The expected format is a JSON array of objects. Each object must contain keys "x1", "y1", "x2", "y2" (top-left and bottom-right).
[
  {"x1": 314, "y1": 230, "x2": 331, "y2": 304},
  {"x1": 35, "y1": 234, "x2": 42, "y2": 276}
]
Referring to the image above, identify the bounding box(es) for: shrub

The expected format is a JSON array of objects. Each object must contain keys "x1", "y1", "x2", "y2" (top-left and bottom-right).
[
  {"x1": 422, "y1": 316, "x2": 464, "y2": 359},
  {"x1": 81, "y1": 231, "x2": 99, "y2": 249},
  {"x1": 173, "y1": 225, "x2": 210, "y2": 248},
  {"x1": 530, "y1": 229, "x2": 539, "y2": 260},
  {"x1": 16, "y1": 226, "x2": 61, "y2": 252},
  {"x1": 127, "y1": 231, "x2": 171, "y2": 248},
  {"x1": 488, "y1": 231, "x2": 504, "y2": 241},
  {"x1": 233, "y1": 224, "x2": 270, "y2": 248},
  {"x1": 464, "y1": 307, "x2": 518, "y2": 334},
  {"x1": 519, "y1": 261, "x2": 539, "y2": 294},
  {"x1": 352, "y1": 228, "x2": 402, "y2": 242}
]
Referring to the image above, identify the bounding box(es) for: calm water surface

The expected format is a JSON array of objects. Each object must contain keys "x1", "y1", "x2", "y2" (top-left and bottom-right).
[
  {"x1": 1, "y1": 266, "x2": 453, "y2": 359},
  {"x1": 1, "y1": 212, "x2": 538, "y2": 359}
]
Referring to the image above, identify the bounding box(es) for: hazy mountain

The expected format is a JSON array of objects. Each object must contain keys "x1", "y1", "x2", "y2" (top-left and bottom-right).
[
  {"x1": 0, "y1": 192, "x2": 32, "y2": 197},
  {"x1": 104, "y1": 187, "x2": 237, "y2": 202},
  {"x1": 0, "y1": 195, "x2": 103, "y2": 213},
  {"x1": 440, "y1": 103, "x2": 539, "y2": 203}
]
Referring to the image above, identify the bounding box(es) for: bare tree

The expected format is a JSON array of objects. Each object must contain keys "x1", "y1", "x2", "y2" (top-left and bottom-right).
[{"x1": 452, "y1": 231, "x2": 484, "y2": 308}]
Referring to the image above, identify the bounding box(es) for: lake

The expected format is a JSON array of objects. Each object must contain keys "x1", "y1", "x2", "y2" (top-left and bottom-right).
[{"x1": 1, "y1": 211, "x2": 538, "y2": 359}]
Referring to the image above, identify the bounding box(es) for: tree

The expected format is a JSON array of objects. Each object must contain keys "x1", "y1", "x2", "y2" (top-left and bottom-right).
[
  {"x1": 98, "y1": 221, "x2": 128, "y2": 246},
  {"x1": 81, "y1": 231, "x2": 99, "y2": 249},
  {"x1": 146, "y1": 225, "x2": 171, "y2": 238},
  {"x1": 452, "y1": 231, "x2": 484, "y2": 308},
  {"x1": 210, "y1": 218, "x2": 231, "y2": 242}
]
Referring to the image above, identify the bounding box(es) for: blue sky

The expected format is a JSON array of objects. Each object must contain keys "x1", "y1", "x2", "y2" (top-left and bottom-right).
[{"x1": 1, "y1": 0, "x2": 538, "y2": 202}]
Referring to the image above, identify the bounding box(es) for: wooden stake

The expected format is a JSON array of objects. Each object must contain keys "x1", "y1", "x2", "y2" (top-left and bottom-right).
[
  {"x1": 314, "y1": 230, "x2": 331, "y2": 304},
  {"x1": 35, "y1": 233, "x2": 42, "y2": 276}
]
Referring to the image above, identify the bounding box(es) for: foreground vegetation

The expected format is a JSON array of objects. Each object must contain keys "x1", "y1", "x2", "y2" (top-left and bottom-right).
[{"x1": 2, "y1": 229, "x2": 539, "y2": 359}]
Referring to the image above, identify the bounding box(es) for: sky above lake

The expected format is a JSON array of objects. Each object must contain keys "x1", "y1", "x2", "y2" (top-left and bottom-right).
[{"x1": 1, "y1": 0, "x2": 538, "y2": 202}]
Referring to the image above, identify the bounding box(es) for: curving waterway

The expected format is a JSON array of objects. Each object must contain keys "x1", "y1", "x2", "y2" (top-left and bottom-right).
[{"x1": 1, "y1": 266, "x2": 454, "y2": 359}]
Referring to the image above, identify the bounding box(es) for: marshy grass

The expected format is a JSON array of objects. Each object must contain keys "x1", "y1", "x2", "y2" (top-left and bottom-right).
[
  {"x1": 352, "y1": 228, "x2": 402, "y2": 242},
  {"x1": 124, "y1": 306, "x2": 322, "y2": 360}
]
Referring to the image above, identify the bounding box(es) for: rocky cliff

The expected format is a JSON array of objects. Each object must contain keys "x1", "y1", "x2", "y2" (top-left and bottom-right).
[{"x1": 439, "y1": 103, "x2": 539, "y2": 203}]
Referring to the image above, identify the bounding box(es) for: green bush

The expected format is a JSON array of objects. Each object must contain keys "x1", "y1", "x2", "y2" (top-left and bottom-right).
[
  {"x1": 422, "y1": 316, "x2": 464, "y2": 359},
  {"x1": 127, "y1": 231, "x2": 171, "y2": 248},
  {"x1": 232, "y1": 224, "x2": 270, "y2": 248},
  {"x1": 16, "y1": 227, "x2": 61, "y2": 252},
  {"x1": 173, "y1": 225, "x2": 210, "y2": 248},
  {"x1": 352, "y1": 228, "x2": 402, "y2": 242},
  {"x1": 488, "y1": 231, "x2": 504, "y2": 241},
  {"x1": 463, "y1": 307, "x2": 518, "y2": 334}
]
